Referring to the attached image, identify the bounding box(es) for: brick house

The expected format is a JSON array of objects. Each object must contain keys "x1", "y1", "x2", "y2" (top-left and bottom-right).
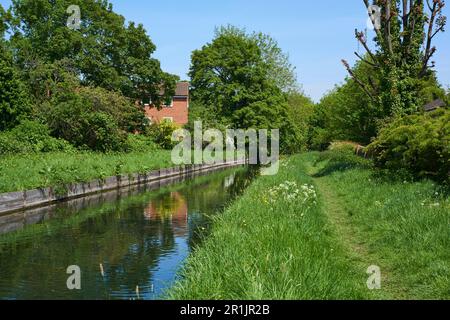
[{"x1": 144, "y1": 82, "x2": 189, "y2": 126}]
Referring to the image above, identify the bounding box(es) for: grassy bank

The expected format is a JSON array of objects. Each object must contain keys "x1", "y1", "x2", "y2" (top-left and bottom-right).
[
  {"x1": 168, "y1": 154, "x2": 371, "y2": 299},
  {"x1": 168, "y1": 151, "x2": 449, "y2": 300},
  {"x1": 311, "y1": 151, "x2": 450, "y2": 299},
  {"x1": 0, "y1": 150, "x2": 172, "y2": 193}
]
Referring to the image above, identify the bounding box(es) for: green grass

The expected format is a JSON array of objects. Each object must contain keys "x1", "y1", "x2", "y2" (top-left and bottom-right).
[
  {"x1": 168, "y1": 151, "x2": 450, "y2": 300},
  {"x1": 0, "y1": 150, "x2": 172, "y2": 193},
  {"x1": 310, "y1": 151, "x2": 450, "y2": 299},
  {"x1": 168, "y1": 154, "x2": 370, "y2": 299}
]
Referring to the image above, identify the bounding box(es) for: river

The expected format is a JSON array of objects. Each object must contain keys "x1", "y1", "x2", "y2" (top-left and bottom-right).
[{"x1": 0, "y1": 166, "x2": 256, "y2": 300}]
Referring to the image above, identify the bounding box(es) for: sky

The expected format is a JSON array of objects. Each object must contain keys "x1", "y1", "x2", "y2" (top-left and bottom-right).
[{"x1": 1, "y1": 0, "x2": 449, "y2": 101}]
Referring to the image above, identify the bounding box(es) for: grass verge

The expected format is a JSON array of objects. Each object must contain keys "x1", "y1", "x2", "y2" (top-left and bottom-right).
[
  {"x1": 0, "y1": 150, "x2": 172, "y2": 193},
  {"x1": 168, "y1": 151, "x2": 449, "y2": 300},
  {"x1": 310, "y1": 151, "x2": 450, "y2": 299},
  {"x1": 168, "y1": 154, "x2": 370, "y2": 299}
]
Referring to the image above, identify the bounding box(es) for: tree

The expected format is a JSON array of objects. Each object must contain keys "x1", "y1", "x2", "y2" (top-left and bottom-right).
[
  {"x1": 343, "y1": 0, "x2": 447, "y2": 116},
  {"x1": 215, "y1": 26, "x2": 299, "y2": 92},
  {"x1": 286, "y1": 91, "x2": 315, "y2": 148},
  {"x1": 189, "y1": 26, "x2": 302, "y2": 153},
  {"x1": 6, "y1": 0, "x2": 177, "y2": 106},
  {"x1": 0, "y1": 4, "x2": 6, "y2": 38},
  {"x1": 0, "y1": 20, "x2": 31, "y2": 130}
]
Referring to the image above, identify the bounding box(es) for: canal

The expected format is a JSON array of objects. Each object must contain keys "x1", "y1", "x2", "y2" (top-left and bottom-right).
[{"x1": 0, "y1": 166, "x2": 256, "y2": 300}]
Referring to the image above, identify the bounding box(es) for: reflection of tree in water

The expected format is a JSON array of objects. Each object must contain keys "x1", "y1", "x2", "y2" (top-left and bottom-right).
[
  {"x1": 0, "y1": 167, "x2": 257, "y2": 299},
  {"x1": 182, "y1": 167, "x2": 259, "y2": 248}
]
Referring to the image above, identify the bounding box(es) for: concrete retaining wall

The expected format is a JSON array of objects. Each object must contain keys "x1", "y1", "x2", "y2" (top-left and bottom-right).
[{"x1": 0, "y1": 160, "x2": 245, "y2": 216}]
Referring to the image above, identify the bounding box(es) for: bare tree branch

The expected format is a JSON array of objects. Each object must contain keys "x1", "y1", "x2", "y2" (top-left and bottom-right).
[
  {"x1": 341, "y1": 59, "x2": 375, "y2": 101},
  {"x1": 354, "y1": 51, "x2": 379, "y2": 68},
  {"x1": 355, "y1": 29, "x2": 380, "y2": 66}
]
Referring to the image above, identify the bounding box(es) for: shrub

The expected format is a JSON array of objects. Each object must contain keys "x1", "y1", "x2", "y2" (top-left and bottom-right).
[
  {"x1": 42, "y1": 92, "x2": 129, "y2": 152},
  {"x1": 367, "y1": 109, "x2": 450, "y2": 183},
  {"x1": 124, "y1": 134, "x2": 158, "y2": 153},
  {"x1": 0, "y1": 120, "x2": 74, "y2": 155},
  {"x1": 147, "y1": 120, "x2": 179, "y2": 150}
]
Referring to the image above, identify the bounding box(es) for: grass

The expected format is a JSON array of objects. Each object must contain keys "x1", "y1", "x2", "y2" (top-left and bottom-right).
[
  {"x1": 310, "y1": 151, "x2": 450, "y2": 299},
  {"x1": 0, "y1": 150, "x2": 172, "y2": 193},
  {"x1": 168, "y1": 154, "x2": 371, "y2": 299},
  {"x1": 168, "y1": 151, "x2": 450, "y2": 300}
]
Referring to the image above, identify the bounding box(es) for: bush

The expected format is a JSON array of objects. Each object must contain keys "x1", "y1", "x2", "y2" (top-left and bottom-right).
[
  {"x1": 147, "y1": 120, "x2": 179, "y2": 150},
  {"x1": 39, "y1": 85, "x2": 145, "y2": 152},
  {"x1": 42, "y1": 92, "x2": 129, "y2": 152},
  {"x1": 367, "y1": 109, "x2": 450, "y2": 183},
  {"x1": 0, "y1": 120, "x2": 74, "y2": 155},
  {"x1": 124, "y1": 134, "x2": 158, "y2": 153}
]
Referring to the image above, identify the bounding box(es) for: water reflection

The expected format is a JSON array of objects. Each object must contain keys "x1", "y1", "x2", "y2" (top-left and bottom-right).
[{"x1": 0, "y1": 167, "x2": 256, "y2": 300}]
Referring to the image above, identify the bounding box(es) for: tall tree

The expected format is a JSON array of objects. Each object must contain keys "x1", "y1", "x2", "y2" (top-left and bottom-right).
[
  {"x1": 6, "y1": 0, "x2": 177, "y2": 105},
  {"x1": 343, "y1": 0, "x2": 447, "y2": 115},
  {"x1": 0, "y1": 45, "x2": 31, "y2": 131},
  {"x1": 189, "y1": 26, "x2": 302, "y2": 153}
]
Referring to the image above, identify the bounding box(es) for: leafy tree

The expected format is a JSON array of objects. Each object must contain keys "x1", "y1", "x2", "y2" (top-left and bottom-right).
[
  {"x1": 0, "y1": 36, "x2": 31, "y2": 131},
  {"x1": 40, "y1": 90, "x2": 127, "y2": 152},
  {"x1": 189, "y1": 26, "x2": 302, "y2": 153},
  {"x1": 216, "y1": 26, "x2": 299, "y2": 92},
  {"x1": 0, "y1": 4, "x2": 6, "y2": 38},
  {"x1": 343, "y1": 0, "x2": 447, "y2": 116},
  {"x1": 286, "y1": 91, "x2": 315, "y2": 148},
  {"x1": 6, "y1": 0, "x2": 177, "y2": 105}
]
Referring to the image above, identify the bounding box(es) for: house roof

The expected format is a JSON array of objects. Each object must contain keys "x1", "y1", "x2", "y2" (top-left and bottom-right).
[
  {"x1": 157, "y1": 82, "x2": 189, "y2": 97},
  {"x1": 424, "y1": 99, "x2": 445, "y2": 112},
  {"x1": 174, "y1": 82, "x2": 189, "y2": 96}
]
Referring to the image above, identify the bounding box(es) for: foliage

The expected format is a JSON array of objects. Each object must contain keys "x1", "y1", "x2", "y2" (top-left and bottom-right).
[
  {"x1": 146, "y1": 120, "x2": 179, "y2": 150},
  {"x1": 189, "y1": 25, "x2": 302, "y2": 154},
  {"x1": 306, "y1": 102, "x2": 333, "y2": 151},
  {"x1": 0, "y1": 120, "x2": 74, "y2": 154},
  {"x1": 367, "y1": 109, "x2": 450, "y2": 183},
  {"x1": 0, "y1": 42, "x2": 31, "y2": 130},
  {"x1": 124, "y1": 134, "x2": 158, "y2": 153},
  {"x1": 286, "y1": 91, "x2": 315, "y2": 150},
  {"x1": 6, "y1": 0, "x2": 177, "y2": 105},
  {"x1": 38, "y1": 85, "x2": 141, "y2": 152},
  {"x1": 343, "y1": 1, "x2": 447, "y2": 116},
  {"x1": 215, "y1": 26, "x2": 299, "y2": 92}
]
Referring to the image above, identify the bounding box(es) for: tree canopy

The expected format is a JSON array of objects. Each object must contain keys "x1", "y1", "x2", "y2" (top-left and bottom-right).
[
  {"x1": 189, "y1": 25, "x2": 303, "y2": 153},
  {"x1": 343, "y1": 0, "x2": 447, "y2": 116},
  {"x1": 6, "y1": 0, "x2": 177, "y2": 104}
]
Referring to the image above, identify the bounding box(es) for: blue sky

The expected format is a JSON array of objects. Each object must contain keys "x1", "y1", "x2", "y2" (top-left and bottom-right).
[{"x1": 1, "y1": 0, "x2": 449, "y2": 101}]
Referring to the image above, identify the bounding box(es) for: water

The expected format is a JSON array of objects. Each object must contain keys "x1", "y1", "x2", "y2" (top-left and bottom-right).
[{"x1": 0, "y1": 167, "x2": 256, "y2": 300}]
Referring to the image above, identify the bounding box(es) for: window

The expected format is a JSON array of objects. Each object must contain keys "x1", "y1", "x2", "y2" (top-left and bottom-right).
[
  {"x1": 163, "y1": 117, "x2": 173, "y2": 123},
  {"x1": 164, "y1": 97, "x2": 173, "y2": 107},
  {"x1": 142, "y1": 97, "x2": 151, "y2": 106}
]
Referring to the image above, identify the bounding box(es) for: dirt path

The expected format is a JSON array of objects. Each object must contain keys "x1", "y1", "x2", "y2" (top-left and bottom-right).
[{"x1": 306, "y1": 162, "x2": 406, "y2": 299}]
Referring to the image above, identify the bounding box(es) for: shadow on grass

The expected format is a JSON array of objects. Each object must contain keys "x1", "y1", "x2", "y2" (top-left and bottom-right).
[
  {"x1": 312, "y1": 150, "x2": 372, "y2": 178},
  {"x1": 313, "y1": 151, "x2": 450, "y2": 197}
]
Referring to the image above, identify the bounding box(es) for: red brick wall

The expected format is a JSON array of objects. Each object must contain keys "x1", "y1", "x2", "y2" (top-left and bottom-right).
[{"x1": 144, "y1": 97, "x2": 189, "y2": 126}]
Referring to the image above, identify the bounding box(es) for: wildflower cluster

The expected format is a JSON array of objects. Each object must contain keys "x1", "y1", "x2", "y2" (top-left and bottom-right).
[{"x1": 264, "y1": 181, "x2": 317, "y2": 207}]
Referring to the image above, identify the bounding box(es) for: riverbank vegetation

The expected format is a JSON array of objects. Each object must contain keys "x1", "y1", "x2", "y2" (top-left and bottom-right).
[
  {"x1": 0, "y1": 150, "x2": 172, "y2": 194},
  {"x1": 0, "y1": 1, "x2": 184, "y2": 193},
  {"x1": 169, "y1": 151, "x2": 449, "y2": 299}
]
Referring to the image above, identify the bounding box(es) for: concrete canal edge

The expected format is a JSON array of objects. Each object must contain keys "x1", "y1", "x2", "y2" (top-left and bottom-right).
[{"x1": 0, "y1": 160, "x2": 246, "y2": 216}]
